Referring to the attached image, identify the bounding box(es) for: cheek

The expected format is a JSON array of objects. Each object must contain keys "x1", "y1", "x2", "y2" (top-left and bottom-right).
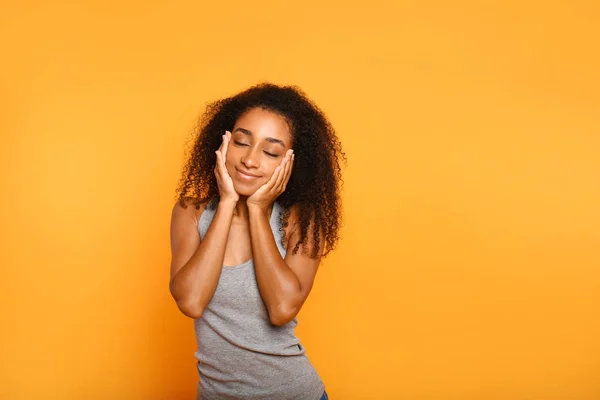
[
  {"x1": 265, "y1": 162, "x2": 281, "y2": 178},
  {"x1": 224, "y1": 149, "x2": 238, "y2": 166}
]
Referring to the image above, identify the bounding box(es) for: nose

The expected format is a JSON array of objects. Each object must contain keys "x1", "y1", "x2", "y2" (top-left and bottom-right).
[{"x1": 240, "y1": 147, "x2": 259, "y2": 169}]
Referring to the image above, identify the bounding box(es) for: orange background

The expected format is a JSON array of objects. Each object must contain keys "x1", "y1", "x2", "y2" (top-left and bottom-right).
[{"x1": 1, "y1": 1, "x2": 599, "y2": 399}]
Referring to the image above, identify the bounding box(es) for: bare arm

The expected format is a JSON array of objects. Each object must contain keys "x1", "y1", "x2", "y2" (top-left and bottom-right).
[
  {"x1": 169, "y1": 130, "x2": 239, "y2": 319},
  {"x1": 169, "y1": 198, "x2": 237, "y2": 318},
  {"x1": 248, "y1": 204, "x2": 323, "y2": 326}
]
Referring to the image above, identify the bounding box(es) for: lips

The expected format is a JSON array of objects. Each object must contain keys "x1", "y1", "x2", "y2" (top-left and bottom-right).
[{"x1": 236, "y1": 168, "x2": 260, "y2": 179}]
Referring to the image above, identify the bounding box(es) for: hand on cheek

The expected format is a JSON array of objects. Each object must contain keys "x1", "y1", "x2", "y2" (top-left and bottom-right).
[
  {"x1": 246, "y1": 149, "x2": 294, "y2": 211},
  {"x1": 214, "y1": 131, "x2": 239, "y2": 203}
]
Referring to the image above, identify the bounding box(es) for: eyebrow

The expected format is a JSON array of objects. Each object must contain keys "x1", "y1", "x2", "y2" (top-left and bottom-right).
[{"x1": 233, "y1": 127, "x2": 286, "y2": 148}]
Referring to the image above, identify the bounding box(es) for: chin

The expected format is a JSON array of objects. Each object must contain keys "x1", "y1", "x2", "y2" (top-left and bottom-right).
[{"x1": 232, "y1": 182, "x2": 259, "y2": 197}]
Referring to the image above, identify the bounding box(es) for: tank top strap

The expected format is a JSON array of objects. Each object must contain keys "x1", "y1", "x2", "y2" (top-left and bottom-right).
[
  {"x1": 198, "y1": 197, "x2": 219, "y2": 240},
  {"x1": 270, "y1": 200, "x2": 287, "y2": 257}
]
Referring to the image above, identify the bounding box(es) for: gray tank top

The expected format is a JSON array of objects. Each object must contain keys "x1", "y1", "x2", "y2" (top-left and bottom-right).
[{"x1": 194, "y1": 198, "x2": 325, "y2": 400}]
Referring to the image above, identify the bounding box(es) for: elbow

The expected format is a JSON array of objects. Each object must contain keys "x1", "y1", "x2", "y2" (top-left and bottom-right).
[
  {"x1": 170, "y1": 283, "x2": 204, "y2": 319},
  {"x1": 268, "y1": 305, "x2": 298, "y2": 326},
  {"x1": 176, "y1": 299, "x2": 204, "y2": 319}
]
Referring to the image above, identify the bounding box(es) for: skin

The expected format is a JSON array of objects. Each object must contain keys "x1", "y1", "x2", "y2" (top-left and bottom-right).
[{"x1": 169, "y1": 108, "x2": 324, "y2": 325}]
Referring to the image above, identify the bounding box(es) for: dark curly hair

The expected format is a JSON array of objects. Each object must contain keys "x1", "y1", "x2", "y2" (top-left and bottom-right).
[{"x1": 175, "y1": 83, "x2": 346, "y2": 258}]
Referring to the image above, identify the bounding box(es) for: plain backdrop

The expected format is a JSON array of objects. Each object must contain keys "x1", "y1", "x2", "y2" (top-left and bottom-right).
[{"x1": 1, "y1": 0, "x2": 599, "y2": 399}]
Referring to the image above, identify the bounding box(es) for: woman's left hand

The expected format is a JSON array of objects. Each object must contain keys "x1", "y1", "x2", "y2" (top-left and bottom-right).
[{"x1": 247, "y1": 149, "x2": 294, "y2": 212}]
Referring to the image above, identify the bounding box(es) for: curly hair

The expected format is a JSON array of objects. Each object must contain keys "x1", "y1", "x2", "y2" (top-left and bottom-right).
[{"x1": 175, "y1": 82, "x2": 346, "y2": 258}]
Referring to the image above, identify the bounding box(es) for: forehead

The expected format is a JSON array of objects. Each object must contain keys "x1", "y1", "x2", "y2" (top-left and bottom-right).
[{"x1": 233, "y1": 108, "x2": 291, "y2": 142}]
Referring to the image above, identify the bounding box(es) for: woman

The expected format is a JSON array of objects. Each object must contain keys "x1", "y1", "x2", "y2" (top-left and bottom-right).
[{"x1": 169, "y1": 83, "x2": 345, "y2": 400}]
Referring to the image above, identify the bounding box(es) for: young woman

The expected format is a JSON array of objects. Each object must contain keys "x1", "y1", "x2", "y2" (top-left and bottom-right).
[{"x1": 169, "y1": 83, "x2": 345, "y2": 400}]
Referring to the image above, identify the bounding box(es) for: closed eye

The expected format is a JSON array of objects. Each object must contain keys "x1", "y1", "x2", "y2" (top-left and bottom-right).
[{"x1": 234, "y1": 141, "x2": 279, "y2": 157}]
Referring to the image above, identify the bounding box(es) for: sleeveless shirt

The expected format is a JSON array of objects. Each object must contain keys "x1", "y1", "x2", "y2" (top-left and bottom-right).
[{"x1": 194, "y1": 197, "x2": 325, "y2": 400}]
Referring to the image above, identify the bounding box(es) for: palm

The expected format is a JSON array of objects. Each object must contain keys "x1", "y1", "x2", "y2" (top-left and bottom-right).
[
  {"x1": 215, "y1": 131, "x2": 239, "y2": 202},
  {"x1": 247, "y1": 182, "x2": 269, "y2": 203},
  {"x1": 218, "y1": 170, "x2": 235, "y2": 193},
  {"x1": 247, "y1": 150, "x2": 294, "y2": 210}
]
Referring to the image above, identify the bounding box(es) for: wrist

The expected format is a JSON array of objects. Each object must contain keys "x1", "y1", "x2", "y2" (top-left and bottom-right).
[
  {"x1": 247, "y1": 202, "x2": 269, "y2": 216},
  {"x1": 218, "y1": 197, "x2": 238, "y2": 209}
]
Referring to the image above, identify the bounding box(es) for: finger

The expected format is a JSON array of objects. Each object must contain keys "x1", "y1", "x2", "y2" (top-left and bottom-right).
[
  {"x1": 214, "y1": 151, "x2": 222, "y2": 181},
  {"x1": 285, "y1": 151, "x2": 294, "y2": 175},
  {"x1": 280, "y1": 154, "x2": 293, "y2": 191},
  {"x1": 222, "y1": 131, "x2": 231, "y2": 156},
  {"x1": 218, "y1": 151, "x2": 228, "y2": 177},
  {"x1": 274, "y1": 157, "x2": 289, "y2": 191},
  {"x1": 270, "y1": 166, "x2": 282, "y2": 191},
  {"x1": 282, "y1": 150, "x2": 294, "y2": 176},
  {"x1": 279, "y1": 150, "x2": 288, "y2": 167},
  {"x1": 218, "y1": 133, "x2": 225, "y2": 152},
  {"x1": 216, "y1": 150, "x2": 227, "y2": 174},
  {"x1": 215, "y1": 151, "x2": 221, "y2": 173},
  {"x1": 220, "y1": 133, "x2": 227, "y2": 155},
  {"x1": 283, "y1": 153, "x2": 293, "y2": 187}
]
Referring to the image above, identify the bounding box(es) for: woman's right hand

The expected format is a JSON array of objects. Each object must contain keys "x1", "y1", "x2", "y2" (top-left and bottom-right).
[{"x1": 214, "y1": 131, "x2": 239, "y2": 203}]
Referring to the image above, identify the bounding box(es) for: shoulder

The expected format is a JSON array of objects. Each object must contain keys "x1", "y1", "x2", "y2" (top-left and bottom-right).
[
  {"x1": 171, "y1": 197, "x2": 210, "y2": 226},
  {"x1": 282, "y1": 203, "x2": 301, "y2": 236},
  {"x1": 282, "y1": 203, "x2": 320, "y2": 241},
  {"x1": 281, "y1": 202, "x2": 325, "y2": 260}
]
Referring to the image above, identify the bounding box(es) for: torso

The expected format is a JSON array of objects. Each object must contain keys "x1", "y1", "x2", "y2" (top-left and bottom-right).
[{"x1": 192, "y1": 197, "x2": 324, "y2": 400}]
